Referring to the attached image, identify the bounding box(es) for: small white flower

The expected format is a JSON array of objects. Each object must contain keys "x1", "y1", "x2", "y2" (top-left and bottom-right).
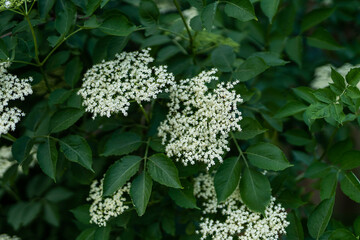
[
  {"x1": 87, "y1": 178, "x2": 131, "y2": 227},
  {"x1": 194, "y1": 173, "x2": 289, "y2": 240},
  {"x1": 158, "y1": 69, "x2": 243, "y2": 169},
  {"x1": 78, "y1": 48, "x2": 175, "y2": 119},
  {"x1": 0, "y1": 61, "x2": 33, "y2": 136}
]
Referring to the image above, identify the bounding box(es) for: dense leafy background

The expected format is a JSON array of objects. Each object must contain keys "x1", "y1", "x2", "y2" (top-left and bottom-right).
[{"x1": 1, "y1": 0, "x2": 360, "y2": 239}]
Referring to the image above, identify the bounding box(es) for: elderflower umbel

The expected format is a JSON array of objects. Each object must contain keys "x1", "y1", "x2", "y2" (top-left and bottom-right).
[
  {"x1": 194, "y1": 174, "x2": 289, "y2": 240},
  {"x1": 0, "y1": 0, "x2": 31, "y2": 10},
  {"x1": 0, "y1": 234, "x2": 21, "y2": 240},
  {"x1": 87, "y1": 178, "x2": 131, "y2": 227},
  {"x1": 0, "y1": 62, "x2": 33, "y2": 136},
  {"x1": 311, "y1": 63, "x2": 360, "y2": 89},
  {"x1": 78, "y1": 48, "x2": 175, "y2": 119},
  {"x1": 158, "y1": 69, "x2": 243, "y2": 169}
]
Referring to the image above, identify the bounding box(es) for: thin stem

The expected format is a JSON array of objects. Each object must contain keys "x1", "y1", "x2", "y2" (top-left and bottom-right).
[
  {"x1": 230, "y1": 132, "x2": 249, "y2": 167},
  {"x1": 158, "y1": 27, "x2": 189, "y2": 41},
  {"x1": 139, "y1": 103, "x2": 150, "y2": 124},
  {"x1": 40, "y1": 28, "x2": 82, "y2": 66},
  {"x1": 143, "y1": 137, "x2": 151, "y2": 169},
  {"x1": 173, "y1": 0, "x2": 194, "y2": 55},
  {"x1": 11, "y1": 60, "x2": 39, "y2": 66},
  {"x1": 2, "y1": 133, "x2": 17, "y2": 142},
  {"x1": 24, "y1": 13, "x2": 40, "y2": 64}
]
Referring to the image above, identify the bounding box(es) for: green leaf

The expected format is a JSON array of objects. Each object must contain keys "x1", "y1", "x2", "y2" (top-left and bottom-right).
[
  {"x1": 320, "y1": 172, "x2": 338, "y2": 200},
  {"x1": 76, "y1": 228, "x2": 96, "y2": 240},
  {"x1": 307, "y1": 197, "x2": 335, "y2": 240},
  {"x1": 338, "y1": 151, "x2": 360, "y2": 170},
  {"x1": 346, "y1": 67, "x2": 360, "y2": 86},
  {"x1": 70, "y1": 204, "x2": 91, "y2": 224},
  {"x1": 103, "y1": 156, "x2": 142, "y2": 196},
  {"x1": 285, "y1": 36, "x2": 302, "y2": 67},
  {"x1": 331, "y1": 68, "x2": 346, "y2": 91},
  {"x1": 100, "y1": 0, "x2": 110, "y2": 8},
  {"x1": 305, "y1": 162, "x2": 333, "y2": 179},
  {"x1": 292, "y1": 87, "x2": 317, "y2": 104},
  {"x1": 168, "y1": 188, "x2": 199, "y2": 209},
  {"x1": 233, "y1": 117, "x2": 266, "y2": 140},
  {"x1": 65, "y1": 57, "x2": 83, "y2": 88},
  {"x1": 201, "y1": 2, "x2": 218, "y2": 31},
  {"x1": 102, "y1": 132, "x2": 142, "y2": 156},
  {"x1": 224, "y1": 0, "x2": 257, "y2": 22},
  {"x1": 45, "y1": 187, "x2": 73, "y2": 203},
  {"x1": 239, "y1": 167, "x2": 271, "y2": 213},
  {"x1": 314, "y1": 88, "x2": 336, "y2": 104},
  {"x1": 59, "y1": 135, "x2": 93, "y2": 171},
  {"x1": 43, "y1": 202, "x2": 60, "y2": 227},
  {"x1": 252, "y1": 52, "x2": 289, "y2": 66},
  {"x1": 85, "y1": 0, "x2": 102, "y2": 17},
  {"x1": 0, "y1": 38, "x2": 9, "y2": 60},
  {"x1": 301, "y1": 8, "x2": 334, "y2": 33},
  {"x1": 354, "y1": 216, "x2": 360, "y2": 237},
  {"x1": 8, "y1": 201, "x2": 42, "y2": 230},
  {"x1": 55, "y1": 3, "x2": 77, "y2": 36},
  {"x1": 330, "y1": 229, "x2": 357, "y2": 240},
  {"x1": 50, "y1": 108, "x2": 84, "y2": 133},
  {"x1": 37, "y1": 137, "x2": 58, "y2": 181},
  {"x1": 211, "y1": 45, "x2": 235, "y2": 72},
  {"x1": 246, "y1": 142, "x2": 291, "y2": 171},
  {"x1": 99, "y1": 14, "x2": 136, "y2": 36},
  {"x1": 130, "y1": 172, "x2": 153, "y2": 216},
  {"x1": 94, "y1": 226, "x2": 111, "y2": 240},
  {"x1": 306, "y1": 102, "x2": 331, "y2": 120},
  {"x1": 139, "y1": 0, "x2": 159, "y2": 26},
  {"x1": 214, "y1": 157, "x2": 242, "y2": 202},
  {"x1": 233, "y1": 56, "x2": 269, "y2": 82},
  {"x1": 283, "y1": 129, "x2": 313, "y2": 146},
  {"x1": 48, "y1": 89, "x2": 72, "y2": 106},
  {"x1": 286, "y1": 212, "x2": 304, "y2": 240},
  {"x1": 260, "y1": 0, "x2": 280, "y2": 24},
  {"x1": 12, "y1": 136, "x2": 34, "y2": 164},
  {"x1": 340, "y1": 171, "x2": 360, "y2": 203},
  {"x1": 274, "y1": 101, "x2": 308, "y2": 118},
  {"x1": 147, "y1": 153, "x2": 182, "y2": 189},
  {"x1": 307, "y1": 28, "x2": 342, "y2": 51},
  {"x1": 39, "y1": 0, "x2": 56, "y2": 18}
]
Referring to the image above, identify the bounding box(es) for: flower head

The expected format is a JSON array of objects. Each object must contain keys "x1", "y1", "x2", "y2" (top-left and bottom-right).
[
  {"x1": 194, "y1": 173, "x2": 289, "y2": 240},
  {"x1": 87, "y1": 178, "x2": 131, "y2": 227},
  {"x1": 0, "y1": 62, "x2": 33, "y2": 136},
  {"x1": 158, "y1": 69, "x2": 243, "y2": 169},
  {"x1": 78, "y1": 48, "x2": 175, "y2": 118},
  {"x1": 0, "y1": 0, "x2": 31, "y2": 10}
]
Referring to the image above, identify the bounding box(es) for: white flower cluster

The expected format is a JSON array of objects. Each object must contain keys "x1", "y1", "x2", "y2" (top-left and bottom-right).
[
  {"x1": 78, "y1": 48, "x2": 175, "y2": 118},
  {"x1": 0, "y1": 0, "x2": 31, "y2": 10},
  {"x1": 311, "y1": 63, "x2": 360, "y2": 89},
  {"x1": 0, "y1": 234, "x2": 21, "y2": 240},
  {"x1": 194, "y1": 174, "x2": 289, "y2": 240},
  {"x1": 0, "y1": 146, "x2": 15, "y2": 178},
  {"x1": 158, "y1": 69, "x2": 243, "y2": 169},
  {"x1": 87, "y1": 178, "x2": 131, "y2": 227},
  {"x1": 0, "y1": 62, "x2": 33, "y2": 136}
]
